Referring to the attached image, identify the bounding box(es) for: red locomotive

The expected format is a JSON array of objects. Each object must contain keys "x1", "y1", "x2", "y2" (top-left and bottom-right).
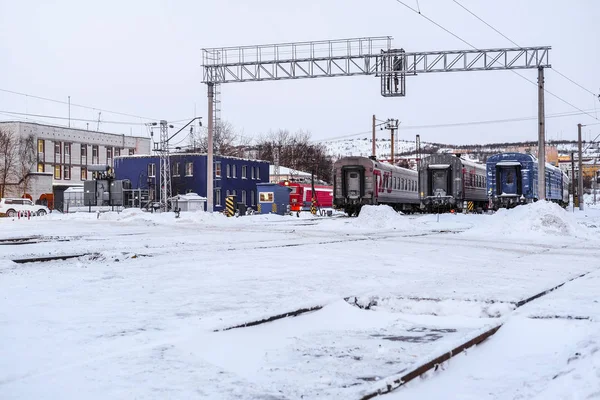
[{"x1": 279, "y1": 180, "x2": 333, "y2": 212}]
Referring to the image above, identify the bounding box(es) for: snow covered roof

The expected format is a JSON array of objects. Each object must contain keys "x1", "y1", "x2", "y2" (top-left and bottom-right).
[
  {"x1": 269, "y1": 165, "x2": 311, "y2": 177},
  {"x1": 168, "y1": 193, "x2": 207, "y2": 201}
]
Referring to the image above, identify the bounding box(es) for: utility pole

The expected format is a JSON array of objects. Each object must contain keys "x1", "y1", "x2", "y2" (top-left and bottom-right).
[
  {"x1": 385, "y1": 119, "x2": 399, "y2": 165},
  {"x1": 371, "y1": 114, "x2": 376, "y2": 159},
  {"x1": 578, "y1": 123, "x2": 584, "y2": 210},
  {"x1": 207, "y1": 83, "x2": 214, "y2": 212},
  {"x1": 416, "y1": 134, "x2": 421, "y2": 198},
  {"x1": 571, "y1": 152, "x2": 576, "y2": 211},
  {"x1": 68, "y1": 96, "x2": 71, "y2": 128},
  {"x1": 537, "y1": 67, "x2": 546, "y2": 201}
]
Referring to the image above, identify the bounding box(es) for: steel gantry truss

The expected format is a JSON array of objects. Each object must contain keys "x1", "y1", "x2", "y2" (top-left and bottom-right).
[{"x1": 201, "y1": 36, "x2": 552, "y2": 211}]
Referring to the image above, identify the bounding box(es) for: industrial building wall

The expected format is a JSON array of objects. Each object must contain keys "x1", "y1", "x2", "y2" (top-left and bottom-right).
[{"x1": 114, "y1": 154, "x2": 270, "y2": 211}]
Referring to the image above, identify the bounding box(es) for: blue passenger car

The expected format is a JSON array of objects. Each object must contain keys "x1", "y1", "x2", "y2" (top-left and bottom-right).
[{"x1": 486, "y1": 152, "x2": 569, "y2": 209}]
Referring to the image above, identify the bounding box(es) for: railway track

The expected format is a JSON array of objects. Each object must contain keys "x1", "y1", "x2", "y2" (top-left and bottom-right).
[{"x1": 358, "y1": 267, "x2": 599, "y2": 399}]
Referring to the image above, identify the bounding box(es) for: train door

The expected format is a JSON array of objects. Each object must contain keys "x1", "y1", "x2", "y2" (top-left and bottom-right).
[
  {"x1": 345, "y1": 170, "x2": 361, "y2": 199},
  {"x1": 496, "y1": 165, "x2": 522, "y2": 196},
  {"x1": 428, "y1": 167, "x2": 451, "y2": 197}
]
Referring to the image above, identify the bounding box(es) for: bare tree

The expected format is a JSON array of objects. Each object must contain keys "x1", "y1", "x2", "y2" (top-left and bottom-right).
[
  {"x1": 0, "y1": 127, "x2": 35, "y2": 198},
  {"x1": 190, "y1": 120, "x2": 252, "y2": 157},
  {"x1": 255, "y1": 129, "x2": 334, "y2": 183}
]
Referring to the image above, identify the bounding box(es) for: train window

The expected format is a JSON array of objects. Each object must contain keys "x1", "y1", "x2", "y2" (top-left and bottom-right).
[
  {"x1": 350, "y1": 173, "x2": 358, "y2": 178},
  {"x1": 506, "y1": 170, "x2": 514, "y2": 184}
]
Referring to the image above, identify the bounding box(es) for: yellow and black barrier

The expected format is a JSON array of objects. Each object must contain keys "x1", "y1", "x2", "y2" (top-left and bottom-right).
[
  {"x1": 310, "y1": 197, "x2": 317, "y2": 215},
  {"x1": 467, "y1": 201, "x2": 474, "y2": 212},
  {"x1": 225, "y1": 195, "x2": 236, "y2": 217}
]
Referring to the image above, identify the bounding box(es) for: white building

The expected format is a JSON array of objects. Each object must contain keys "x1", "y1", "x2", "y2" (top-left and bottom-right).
[
  {"x1": 0, "y1": 121, "x2": 151, "y2": 204},
  {"x1": 269, "y1": 165, "x2": 311, "y2": 183}
]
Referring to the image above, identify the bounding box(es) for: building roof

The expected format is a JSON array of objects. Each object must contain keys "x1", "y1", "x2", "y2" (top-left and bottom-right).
[
  {"x1": 115, "y1": 153, "x2": 269, "y2": 163},
  {"x1": 0, "y1": 120, "x2": 149, "y2": 140},
  {"x1": 268, "y1": 165, "x2": 311, "y2": 177},
  {"x1": 168, "y1": 193, "x2": 207, "y2": 201}
]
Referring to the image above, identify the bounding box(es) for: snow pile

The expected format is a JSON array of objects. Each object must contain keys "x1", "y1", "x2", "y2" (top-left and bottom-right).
[
  {"x1": 465, "y1": 201, "x2": 590, "y2": 239},
  {"x1": 351, "y1": 296, "x2": 515, "y2": 319},
  {"x1": 351, "y1": 205, "x2": 413, "y2": 230}
]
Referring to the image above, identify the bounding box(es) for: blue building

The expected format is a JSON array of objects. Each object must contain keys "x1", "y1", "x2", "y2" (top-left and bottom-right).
[
  {"x1": 114, "y1": 153, "x2": 270, "y2": 211},
  {"x1": 256, "y1": 183, "x2": 292, "y2": 215}
]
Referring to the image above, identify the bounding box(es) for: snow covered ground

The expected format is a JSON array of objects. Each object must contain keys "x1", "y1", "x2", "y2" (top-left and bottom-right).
[{"x1": 1, "y1": 203, "x2": 599, "y2": 399}]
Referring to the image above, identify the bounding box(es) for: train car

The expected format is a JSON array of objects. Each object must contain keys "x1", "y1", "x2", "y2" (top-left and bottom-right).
[
  {"x1": 333, "y1": 156, "x2": 419, "y2": 216},
  {"x1": 486, "y1": 152, "x2": 570, "y2": 208},
  {"x1": 418, "y1": 154, "x2": 488, "y2": 212},
  {"x1": 279, "y1": 180, "x2": 333, "y2": 212}
]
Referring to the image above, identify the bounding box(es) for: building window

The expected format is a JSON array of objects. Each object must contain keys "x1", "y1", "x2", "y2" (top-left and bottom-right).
[
  {"x1": 215, "y1": 189, "x2": 221, "y2": 206},
  {"x1": 251, "y1": 167, "x2": 255, "y2": 180},
  {"x1": 80, "y1": 144, "x2": 87, "y2": 165},
  {"x1": 54, "y1": 165, "x2": 61, "y2": 179},
  {"x1": 148, "y1": 163, "x2": 156, "y2": 178},
  {"x1": 54, "y1": 141, "x2": 62, "y2": 164},
  {"x1": 64, "y1": 165, "x2": 71, "y2": 180},
  {"x1": 241, "y1": 190, "x2": 246, "y2": 204},
  {"x1": 64, "y1": 143, "x2": 71, "y2": 165},
  {"x1": 242, "y1": 165, "x2": 247, "y2": 179},
  {"x1": 251, "y1": 190, "x2": 255, "y2": 206},
  {"x1": 115, "y1": 148, "x2": 121, "y2": 157},
  {"x1": 92, "y1": 145, "x2": 99, "y2": 164},
  {"x1": 37, "y1": 139, "x2": 44, "y2": 155},
  {"x1": 128, "y1": 148, "x2": 135, "y2": 155},
  {"x1": 173, "y1": 162, "x2": 180, "y2": 176},
  {"x1": 232, "y1": 165, "x2": 237, "y2": 178},
  {"x1": 215, "y1": 162, "x2": 221, "y2": 177},
  {"x1": 185, "y1": 162, "x2": 193, "y2": 176},
  {"x1": 37, "y1": 163, "x2": 44, "y2": 173},
  {"x1": 226, "y1": 164, "x2": 231, "y2": 178},
  {"x1": 259, "y1": 192, "x2": 274, "y2": 202},
  {"x1": 255, "y1": 166, "x2": 260, "y2": 180},
  {"x1": 106, "y1": 148, "x2": 113, "y2": 168},
  {"x1": 81, "y1": 167, "x2": 87, "y2": 181}
]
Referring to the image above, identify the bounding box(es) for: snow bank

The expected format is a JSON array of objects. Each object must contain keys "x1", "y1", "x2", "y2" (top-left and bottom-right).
[
  {"x1": 464, "y1": 201, "x2": 590, "y2": 239},
  {"x1": 352, "y1": 205, "x2": 413, "y2": 230}
]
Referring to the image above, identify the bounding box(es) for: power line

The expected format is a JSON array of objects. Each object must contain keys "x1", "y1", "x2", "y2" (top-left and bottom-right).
[
  {"x1": 0, "y1": 110, "x2": 151, "y2": 126},
  {"x1": 319, "y1": 108, "x2": 598, "y2": 142},
  {"x1": 0, "y1": 87, "x2": 163, "y2": 122},
  {"x1": 451, "y1": 0, "x2": 599, "y2": 99},
  {"x1": 392, "y1": 0, "x2": 600, "y2": 126},
  {"x1": 447, "y1": 0, "x2": 600, "y2": 151}
]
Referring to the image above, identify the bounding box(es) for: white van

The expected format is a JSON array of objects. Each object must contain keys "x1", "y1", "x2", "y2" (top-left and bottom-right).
[{"x1": 0, "y1": 198, "x2": 50, "y2": 217}]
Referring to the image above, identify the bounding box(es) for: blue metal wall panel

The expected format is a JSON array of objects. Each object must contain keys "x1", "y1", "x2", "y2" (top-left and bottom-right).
[{"x1": 114, "y1": 154, "x2": 270, "y2": 211}]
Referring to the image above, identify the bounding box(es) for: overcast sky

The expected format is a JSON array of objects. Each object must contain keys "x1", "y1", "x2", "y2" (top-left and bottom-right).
[{"x1": 0, "y1": 0, "x2": 598, "y2": 146}]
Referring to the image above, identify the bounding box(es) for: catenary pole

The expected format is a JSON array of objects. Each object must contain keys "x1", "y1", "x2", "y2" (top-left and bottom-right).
[
  {"x1": 207, "y1": 83, "x2": 214, "y2": 212},
  {"x1": 578, "y1": 123, "x2": 584, "y2": 210},
  {"x1": 571, "y1": 151, "x2": 576, "y2": 211},
  {"x1": 372, "y1": 114, "x2": 376, "y2": 159},
  {"x1": 537, "y1": 67, "x2": 546, "y2": 201}
]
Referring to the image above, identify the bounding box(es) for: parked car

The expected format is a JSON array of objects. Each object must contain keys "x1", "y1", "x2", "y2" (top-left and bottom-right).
[{"x1": 0, "y1": 198, "x2": 50, "y2": 217}]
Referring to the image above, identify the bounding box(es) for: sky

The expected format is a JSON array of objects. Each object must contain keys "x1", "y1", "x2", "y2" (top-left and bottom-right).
[{"x1": 0, "y1": 0, "x2": 599, "y2": 146}]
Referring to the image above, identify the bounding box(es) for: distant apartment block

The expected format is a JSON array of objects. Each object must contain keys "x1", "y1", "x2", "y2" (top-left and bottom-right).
[{"x1": 0, "y1": 121, "x2": 151, "y2": 203}]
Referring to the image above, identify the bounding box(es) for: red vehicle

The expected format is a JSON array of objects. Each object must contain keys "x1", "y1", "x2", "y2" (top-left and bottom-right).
[{"x1": 279, "y1": 180, "x2": 333, "y2": 212}]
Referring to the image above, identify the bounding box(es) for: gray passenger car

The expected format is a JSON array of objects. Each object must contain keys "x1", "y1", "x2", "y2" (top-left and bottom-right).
[{"x1": 417, "y1": 154, "x2": 488, "y2": 212}]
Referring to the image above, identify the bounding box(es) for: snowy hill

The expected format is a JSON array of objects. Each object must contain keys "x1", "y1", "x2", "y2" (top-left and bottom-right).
[{"x1": 325, "y1": 138, "x2": 600, "y2": 161}]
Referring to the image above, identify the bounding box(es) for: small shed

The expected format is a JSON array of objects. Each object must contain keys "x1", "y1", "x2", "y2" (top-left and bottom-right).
[
  {"x1": 256, "y1": 183, "x2": 291, "y2": 215},
  {"x1": 169, "y1": 193, "x2": 207, "y2": 212}
]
